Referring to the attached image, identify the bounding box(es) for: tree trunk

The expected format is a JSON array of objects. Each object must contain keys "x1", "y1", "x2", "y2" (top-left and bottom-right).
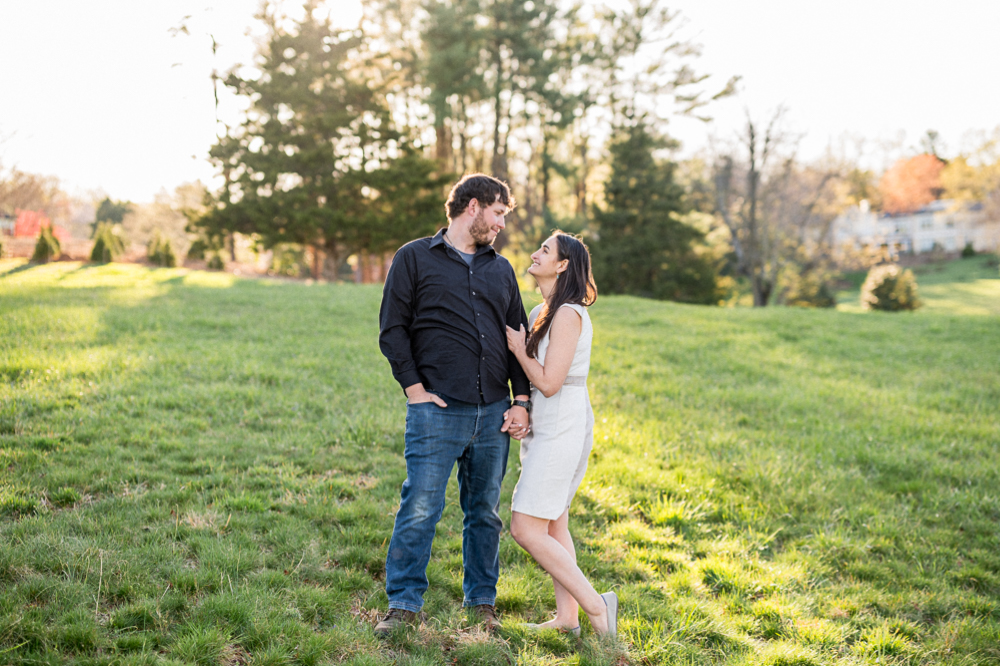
[
  {"x1": 325, "y1": 242, "x2": 340, "y2": 281},
  {"x1": 752, "y1": 275, "x2": 772, "y2": 306},
  {"x1": 458, "y1": 98, "x2": 468, "y2": 174},
  {"x1": 311, "y1": 245, "x2": 323, "y2": 280},
  {"x1": 541, "y1": 137, "x2": 551, "y2": 214},
  {"x1": 358, "y1": 250, "x2": 370, "y2": 284},
  {"x1": 491, "y1": 44, "x2": 508, "y2": 181},
  {"x1": 381, "y1": 251, "x2": 393, "y2": 282},
  {"x1": 435, "y1": 108, "x2": 452, "y2": 168}
]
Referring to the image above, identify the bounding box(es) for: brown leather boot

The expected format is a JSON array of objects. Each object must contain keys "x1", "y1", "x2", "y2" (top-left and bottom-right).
[
  {"x1": 374, "y1": 608, "x2": 418, "y2": 637},
  {"x1": 473, "y1": 604, "x2": 502, "y2": 632}
]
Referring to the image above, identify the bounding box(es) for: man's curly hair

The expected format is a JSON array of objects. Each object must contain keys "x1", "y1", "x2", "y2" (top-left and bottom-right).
[{"x1": 445, "y1": 174, "x2": 516, "y2": 221}]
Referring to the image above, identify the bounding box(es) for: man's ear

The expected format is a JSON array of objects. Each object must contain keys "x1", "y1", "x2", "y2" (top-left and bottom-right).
[{"x1": 466, "y1": 198, "x2": 479, "y2": 217}]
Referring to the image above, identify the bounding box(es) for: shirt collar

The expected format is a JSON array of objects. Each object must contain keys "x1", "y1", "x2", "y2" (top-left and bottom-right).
[
  {"x1": 430, "y1": 227, "x2": 497, "y2": 257},
  {"x1": 429, "y1": 228, "x2": 447, "y2": 247}
]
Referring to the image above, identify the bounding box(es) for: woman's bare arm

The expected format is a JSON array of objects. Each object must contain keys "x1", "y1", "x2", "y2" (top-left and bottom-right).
[{"x1": 506, "y1": 307, "x2": 581, "y2": 398}]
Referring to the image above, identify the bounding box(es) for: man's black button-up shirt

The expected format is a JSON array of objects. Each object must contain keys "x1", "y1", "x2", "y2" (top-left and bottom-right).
[{"x1": 379, "y1": 228, "x2": 530, "y2": 404}]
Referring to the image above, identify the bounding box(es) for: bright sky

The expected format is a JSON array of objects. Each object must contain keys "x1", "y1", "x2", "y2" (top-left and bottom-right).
[{"x1": 1, "y1": 1, "x2": 998, "y2": 202}]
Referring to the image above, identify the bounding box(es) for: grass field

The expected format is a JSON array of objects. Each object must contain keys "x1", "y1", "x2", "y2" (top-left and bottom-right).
[{"x1": 1, "y1": 258, "x2": 998, "y2": 666}]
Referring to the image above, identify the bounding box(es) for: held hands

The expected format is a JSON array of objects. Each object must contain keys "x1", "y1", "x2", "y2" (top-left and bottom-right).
[
  {"x1": 504, "y1": 325, "x2": 530, "y2": 440},
  {"x1": 502, "y1": 405, "x2": 531, "y2": 440},
  {"x1": 506, "y1": 324, "x2": 527, "y2": 358}
]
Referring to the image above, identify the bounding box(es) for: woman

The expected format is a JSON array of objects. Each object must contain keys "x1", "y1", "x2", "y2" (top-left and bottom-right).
[{"x1": 505, "y1": 231, "x2": 617, "y2": 638}]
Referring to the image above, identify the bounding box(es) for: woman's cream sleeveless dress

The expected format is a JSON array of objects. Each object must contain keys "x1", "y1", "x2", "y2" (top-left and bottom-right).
[{"x1": 511, "y1": 302, "x2": 594, "y2": 520}]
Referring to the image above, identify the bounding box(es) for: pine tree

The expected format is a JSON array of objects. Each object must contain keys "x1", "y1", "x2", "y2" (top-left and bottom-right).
[
  {"x1": 90, "y1": 222, "x2": 125, "y2": 263},
  {"x1": 199, "y1": 2, "x2": 445, "y2": 276},
  {"x1": 591, "y1": 120, "x2": 719, "y2": 303},
  {"x1": 31, "y1": 225, "x2": 61, "y2": 263},
  {"x1": 147, "y1": 232, "x2": 177, "y2": 268}
]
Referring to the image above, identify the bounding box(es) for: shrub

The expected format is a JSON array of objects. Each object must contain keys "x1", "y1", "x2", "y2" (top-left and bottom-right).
[
  {"x1": 785, "y1": 276, "x2": 836, "y2": 308},
  {"x1": 31, "y1": 225, "x2": 61, "y2": 263},
  {"x1": 90, "y1": 222, "x2": 125, "y2": 263},
  {"x1": 270, "y1": 244, "x2": 305, "y2": 277},
  {"x1": 861, "y1": 264, "x2": 921, "y2": 311},
  {"x1": 961, "y1": 241, "x2": 976, "y2": 258},
  {"x1": 207, "y1": 253, "x2": 225, "y2": 270},
  {"x1": 187, "y1": 237, "x2": 209, "y2": 260},
  {"x1": 148, "y1": 232, "x2": 177, "y2": 267}
]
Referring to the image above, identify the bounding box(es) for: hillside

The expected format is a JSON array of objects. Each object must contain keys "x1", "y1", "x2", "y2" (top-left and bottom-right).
[{"x1": 1, "y1": 259, "x2": 998, "y2": 665}]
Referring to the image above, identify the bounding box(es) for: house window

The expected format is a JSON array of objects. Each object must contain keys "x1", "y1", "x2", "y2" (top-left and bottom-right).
[
  {"x1": 919, "y1": 238, "x2": 935, "y2": 252},
  {"x1": 945, "y1": 237, "x2": 956, "y2": 250},
  {"x1": 920, "y1": 219, "x2": 933, "y2": 230}
]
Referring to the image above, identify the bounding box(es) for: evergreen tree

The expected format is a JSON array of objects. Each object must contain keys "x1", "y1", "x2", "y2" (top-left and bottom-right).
[
  {"x1": 147, "y1": 232, "x2": 177, "y2": 268},
  {"x1": 90, "y1": 222, "x2": 125, "y2": 263},
  {"x1": 591, "y1": 120, "x2": 719, "y2": 303},
  {"x1": 419, "y1": 0, "x2": 487, "y2": 168},
  {"x1": 199, "y1": 1, "x2": 445, "y2": 274},
  {"x1": 31, "y1": 225, "x2": 61, "y2": 264},
  {"x1": 94, "y1": 197, "x2": 132, "y2": 225}
]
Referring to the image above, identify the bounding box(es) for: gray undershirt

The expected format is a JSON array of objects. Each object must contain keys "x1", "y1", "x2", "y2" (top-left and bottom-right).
[{"x1": 444, "y1": 231, "x2": 475, "y2": 265}]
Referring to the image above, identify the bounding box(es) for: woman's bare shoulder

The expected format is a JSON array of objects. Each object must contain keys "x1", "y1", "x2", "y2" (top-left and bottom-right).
[{"x1": 550, "y1": 304, "x2": 583, "y2": 334}]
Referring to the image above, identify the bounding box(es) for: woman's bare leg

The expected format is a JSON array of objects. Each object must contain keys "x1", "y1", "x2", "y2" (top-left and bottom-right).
[
  {"x1": 537, "y1": 509, "x2": 579, "y2": 628},
  {"x1": 511, "y1": 510, "x2": 608, "y2": 634}
]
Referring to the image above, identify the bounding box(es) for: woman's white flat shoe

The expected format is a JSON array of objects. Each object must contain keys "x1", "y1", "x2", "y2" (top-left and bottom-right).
[
  {"x1": 600, "y1": 592, "x2": 618, "y2": 638},
  {"x1": 524, "y1": 622, "x2": 581, "y2": 637}
]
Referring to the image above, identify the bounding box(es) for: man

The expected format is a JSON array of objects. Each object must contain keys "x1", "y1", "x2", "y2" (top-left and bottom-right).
[{"x1": 376, "y1": 174, "x2": 532, "y2": 635}]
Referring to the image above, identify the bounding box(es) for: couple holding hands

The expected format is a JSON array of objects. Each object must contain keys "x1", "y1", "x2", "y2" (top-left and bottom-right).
[{"x1": 377, "y1": 174, "x2": 616, "y2": 638}]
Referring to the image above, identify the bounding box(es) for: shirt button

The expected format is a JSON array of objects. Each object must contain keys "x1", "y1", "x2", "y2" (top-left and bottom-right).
[
  {"x1": 470, "y1": 270, "x2": 473, "y2": 274},
  {"x1": 472, "y1": 291, "x2": 476, "y2": 295},
  {"x1": 481, "y1": 334, "x2": 485, "y2": 338}
]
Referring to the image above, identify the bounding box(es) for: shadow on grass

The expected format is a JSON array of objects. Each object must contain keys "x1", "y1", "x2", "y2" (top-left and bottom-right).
[{"x1": 0, "y1": 261, "x2": 40, "y2": 279}]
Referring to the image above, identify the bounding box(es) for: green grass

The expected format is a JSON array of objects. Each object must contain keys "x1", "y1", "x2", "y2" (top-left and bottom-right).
[
  {"x1": 1, "y1": 258, "x2": 998, "y2": 666},
  {"x1": 837, "y1": 254, "x2": 1000, "y2": 315}
]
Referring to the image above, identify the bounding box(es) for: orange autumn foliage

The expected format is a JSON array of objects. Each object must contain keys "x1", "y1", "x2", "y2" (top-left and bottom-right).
[{"x1": 879, "y1": 154, "x2": 944, "y2": 214}]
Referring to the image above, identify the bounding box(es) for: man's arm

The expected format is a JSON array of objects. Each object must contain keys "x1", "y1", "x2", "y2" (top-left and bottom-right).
[
  {"x1": 501, "y1": 269, "x2": 531, "y2": 438},
  {"x1": 504, "y1": 273, "x2": 532, "y2": 398},
  {"x1": 378, "y1": 249, "x2": 426, "y2": 395},
  {"x1": 379, "y1": 249, "x2": 447, "y2": 407}
]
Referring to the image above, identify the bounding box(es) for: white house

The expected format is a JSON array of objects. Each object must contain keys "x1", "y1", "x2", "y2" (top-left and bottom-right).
[{"x1": 834, "y1": 199, "x2": 998, "y2": 255}]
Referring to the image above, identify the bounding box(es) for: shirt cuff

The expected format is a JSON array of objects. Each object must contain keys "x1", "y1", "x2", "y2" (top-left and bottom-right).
[
  {"x1": 395, "y1": 369, "x2": 423, "y2": 393},
  {"x1": 510, "y1": 378, "x2": 531, "y2": 398}
]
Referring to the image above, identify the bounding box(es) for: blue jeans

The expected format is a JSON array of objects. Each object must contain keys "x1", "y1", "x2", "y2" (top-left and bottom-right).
[{"x1": 385, "y1": 394, "x2": 510, "y2": 612}]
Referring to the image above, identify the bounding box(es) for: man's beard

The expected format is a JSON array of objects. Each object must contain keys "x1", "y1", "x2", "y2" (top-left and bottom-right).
[{"x1": 469, "y1": 208, "x2": 495, "y2": 247}]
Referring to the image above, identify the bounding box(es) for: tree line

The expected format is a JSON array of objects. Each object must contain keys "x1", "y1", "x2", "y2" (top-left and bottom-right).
[
  {"x1": 172, "y1": 0, "x2": 1000, "y2": 305},
  {"x1": 192, "y1": 0, "x2": 739, "y2": 302},
  {"x1": 5, "y1": 1, "x2": 998, "y2": 306}
]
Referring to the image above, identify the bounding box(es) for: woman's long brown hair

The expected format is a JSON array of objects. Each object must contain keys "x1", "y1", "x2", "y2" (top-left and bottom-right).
[{"x1": 525, "y1": 231, "x2": 598, "y2": 359}]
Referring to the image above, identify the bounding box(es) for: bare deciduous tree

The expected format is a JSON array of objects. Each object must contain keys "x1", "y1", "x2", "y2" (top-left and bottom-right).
[
  {"x1": 713, "y1": 110, "x2": 842, "y2": 306},
  {"x1": 0, "y1": 165, "x2": 62, "y2": 219}
]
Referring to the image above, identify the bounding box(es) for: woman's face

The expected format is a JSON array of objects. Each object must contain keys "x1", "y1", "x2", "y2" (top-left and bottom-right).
[{"x1": 528, "y1": 237, "x2": 568, "y2": 279}]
